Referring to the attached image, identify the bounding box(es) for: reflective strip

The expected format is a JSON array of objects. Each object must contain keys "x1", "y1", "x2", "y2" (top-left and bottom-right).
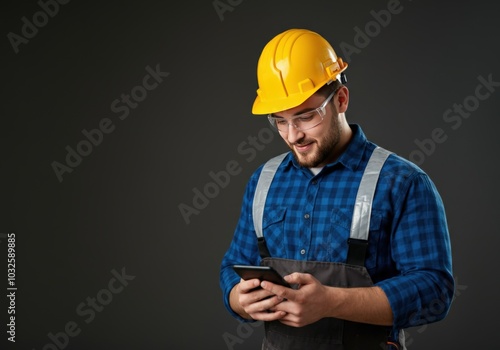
[
  {"x1": 252, "y1": 152, "x2": 288, "y2": 238},
  {"x1": 350, "y1": 147, "x2": 392, "y2": 240}
]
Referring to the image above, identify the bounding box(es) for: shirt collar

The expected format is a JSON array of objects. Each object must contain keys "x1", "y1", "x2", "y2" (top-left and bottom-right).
[{"x1": 334, "y1": 124, "x2": 369, "y2": 171}]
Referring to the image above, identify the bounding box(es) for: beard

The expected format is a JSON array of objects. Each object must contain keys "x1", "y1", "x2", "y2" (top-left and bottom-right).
[{"x1": 289, "y1": 114, "x2": 343, "y2": 168}]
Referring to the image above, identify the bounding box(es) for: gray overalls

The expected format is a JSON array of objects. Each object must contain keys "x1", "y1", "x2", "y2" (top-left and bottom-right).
[{"x1": 253, "y1": 147, "x2": 404, "y2": 350}]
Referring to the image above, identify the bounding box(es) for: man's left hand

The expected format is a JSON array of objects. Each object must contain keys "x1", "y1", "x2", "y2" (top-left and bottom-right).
[{"x1": 260, "y1": 272, "x2": 330, "y2": 327}]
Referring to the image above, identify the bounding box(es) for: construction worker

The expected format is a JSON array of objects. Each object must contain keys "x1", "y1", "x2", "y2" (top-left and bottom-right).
[{"x1": 219, "y1": 28, "x2": 454, "y2": 349}]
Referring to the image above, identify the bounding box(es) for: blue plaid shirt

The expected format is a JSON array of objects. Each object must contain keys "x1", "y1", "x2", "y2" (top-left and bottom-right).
[{"x1": 220, "y1": 124, "x2": 454, "y2": 334}]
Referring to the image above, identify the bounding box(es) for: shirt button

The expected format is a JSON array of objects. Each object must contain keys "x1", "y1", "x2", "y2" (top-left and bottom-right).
[
  {"x1": 300, "y1": 249, "x2": 306, "y2": 255},
  {"x1": 304, "y1": 213, "x2": 310, "y2": 219},
  {"x1": 312, "y1": 180, "x2": 318, "y2": 185}
]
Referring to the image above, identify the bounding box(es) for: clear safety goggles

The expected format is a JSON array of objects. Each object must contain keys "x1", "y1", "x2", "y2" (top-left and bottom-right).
[{"x1": 267, "y1": 90, "x2": 336, "y2": 132}]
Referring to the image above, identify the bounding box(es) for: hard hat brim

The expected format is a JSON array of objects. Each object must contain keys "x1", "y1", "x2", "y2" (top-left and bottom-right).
[{"x1": 251, "y1": 86, "x2": 322, "y2": 115}]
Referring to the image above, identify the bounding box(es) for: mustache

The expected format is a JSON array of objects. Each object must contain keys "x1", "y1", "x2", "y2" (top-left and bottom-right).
[{"x1": 291, "y1": 139, "x2": 314, "y2": 146}]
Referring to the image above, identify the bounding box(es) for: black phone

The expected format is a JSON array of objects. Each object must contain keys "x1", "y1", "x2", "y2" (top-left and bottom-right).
[{"x1": 232, "y1": 265, "x2": 291, "y2": 288}]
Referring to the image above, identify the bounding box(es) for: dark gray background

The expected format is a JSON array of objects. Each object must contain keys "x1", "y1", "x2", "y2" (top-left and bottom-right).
[{"x1": 2, "y1": 0, "x2": 499, "y2": 349}]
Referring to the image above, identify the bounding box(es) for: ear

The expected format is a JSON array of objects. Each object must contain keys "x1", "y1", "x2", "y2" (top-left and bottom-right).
[{"x1": 335, "y1": 86, "x2": 349, "y2": 113}]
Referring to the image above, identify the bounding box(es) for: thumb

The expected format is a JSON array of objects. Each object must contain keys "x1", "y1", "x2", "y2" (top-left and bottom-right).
[{"x1": 284, "y1": 272, "x2": 313, "y2": 286}]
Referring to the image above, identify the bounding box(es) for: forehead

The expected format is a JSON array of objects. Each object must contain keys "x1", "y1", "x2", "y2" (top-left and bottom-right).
[{"x1": 272, "y1": 93, "x2": 326, "y2": 118}]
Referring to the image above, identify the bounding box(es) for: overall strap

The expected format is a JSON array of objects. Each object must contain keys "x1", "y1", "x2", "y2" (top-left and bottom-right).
[
  {"x1": 252, "y1": 152, "x2": 288, "y2": 258},
  {"x1": 347, "y1": 147, "x2": 392, "y2": 266}
]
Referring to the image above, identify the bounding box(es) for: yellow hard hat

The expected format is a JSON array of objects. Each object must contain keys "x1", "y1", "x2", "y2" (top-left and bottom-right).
[{"x1": 252, "y1": 28, "x2": 347, "y2": 115}]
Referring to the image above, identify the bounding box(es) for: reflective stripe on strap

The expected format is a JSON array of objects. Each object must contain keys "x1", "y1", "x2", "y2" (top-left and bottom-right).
[
  {"x1": 252, "y1": 152, "x2": 288, "y2": 238},
  {"x1": 349, "y1": 147, "x2": 392, "y2": 241}
]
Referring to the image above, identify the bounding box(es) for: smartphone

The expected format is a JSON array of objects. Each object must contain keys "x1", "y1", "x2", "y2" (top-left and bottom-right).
[{"x1": 233, "y1": 265, "x2": 291, "y2": 288}]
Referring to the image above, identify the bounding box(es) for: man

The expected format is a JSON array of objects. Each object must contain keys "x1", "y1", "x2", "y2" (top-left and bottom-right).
[{"x1": 219, "y1": 28, "x2": 454, "y2": 349}]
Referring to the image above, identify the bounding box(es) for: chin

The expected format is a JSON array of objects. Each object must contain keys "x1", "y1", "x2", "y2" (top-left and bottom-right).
[{"x1": 293, "y1": 151, "x2": 319, "y2": 168}]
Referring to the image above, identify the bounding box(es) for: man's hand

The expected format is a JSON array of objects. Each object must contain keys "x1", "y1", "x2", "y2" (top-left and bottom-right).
[
  {"x1": 261, "y1": 272, "x2": 329, "y2": 327},
  {"x1": 261, "y1": 272, "x2": 394, "y2": 327},
  {"x1": 230, "y1": 278, "x2": 287, "y2": 321}
]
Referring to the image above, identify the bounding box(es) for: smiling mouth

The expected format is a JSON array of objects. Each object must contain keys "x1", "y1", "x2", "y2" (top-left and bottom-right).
[{"x1": 294, "y1": 142, "x2": 313, "y2": 153}]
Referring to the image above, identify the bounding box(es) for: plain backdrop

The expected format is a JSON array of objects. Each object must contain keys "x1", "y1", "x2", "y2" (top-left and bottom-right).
[{"x1": 2, "y1": 0, "x2": 499, "y2": 349}]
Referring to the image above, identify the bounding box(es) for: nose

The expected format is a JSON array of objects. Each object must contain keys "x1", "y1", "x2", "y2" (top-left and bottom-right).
[{"x1": 285, "y1": 123, "x2": 304, "y2": 144}]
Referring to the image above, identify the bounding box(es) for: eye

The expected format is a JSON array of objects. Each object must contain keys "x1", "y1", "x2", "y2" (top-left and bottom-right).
[
  {"x1": 275, "y1": 119, "x2": 288, "y2": 126},
  {"x1": 297, "y1": 113, "x2": 315, "y2": 122}
]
